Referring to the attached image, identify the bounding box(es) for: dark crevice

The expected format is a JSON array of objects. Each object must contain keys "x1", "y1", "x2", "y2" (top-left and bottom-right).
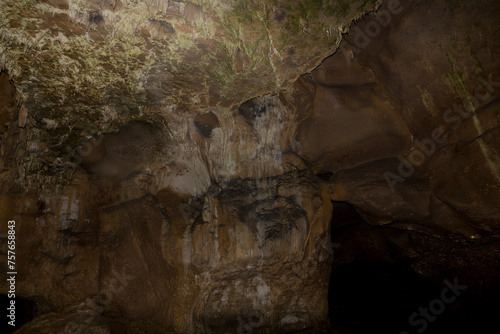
[
  {"x1": 316, "y1": 171, "x2": 333, "y2": 181},
  {"x1": 328, "y1": 201, "x2": 500, "y2": 334},
  {"x1": 238, "y1": 95, "x2": 274, "y2": 123},
  {"x1": 194, "y1": 111, "x2": 220, "y2": 138}
]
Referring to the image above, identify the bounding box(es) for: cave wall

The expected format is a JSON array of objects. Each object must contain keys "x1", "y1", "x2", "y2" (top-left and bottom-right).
[
  {"x1": 1, "y1": 0, "x2": 500, "y2": 333},
  {"x1": 321, "y1": 0, "x2": 500, "y2": 284}
]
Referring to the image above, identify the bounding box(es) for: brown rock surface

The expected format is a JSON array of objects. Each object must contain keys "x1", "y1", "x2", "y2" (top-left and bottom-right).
[{"x1": 1, "y1": 0, "x2": 500, "y2": 333}]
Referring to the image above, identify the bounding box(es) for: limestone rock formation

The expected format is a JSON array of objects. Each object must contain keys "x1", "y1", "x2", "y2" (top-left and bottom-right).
[{"x1": 1, "y1": 0, "x2": 500, "y2": 333}]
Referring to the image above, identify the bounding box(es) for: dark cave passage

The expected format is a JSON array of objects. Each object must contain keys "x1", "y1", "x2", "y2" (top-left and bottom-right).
[
  {"x1": 327, "y1": 202, "x2": 500, "y2": 334},
  {"x1": 328, "y1": 260, "x2": 500, "y2": 334}
]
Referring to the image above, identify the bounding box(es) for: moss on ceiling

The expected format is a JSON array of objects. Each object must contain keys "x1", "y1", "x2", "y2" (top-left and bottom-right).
[{"x1": 0, "y1": 0, "x2": 380, "y2": 185}]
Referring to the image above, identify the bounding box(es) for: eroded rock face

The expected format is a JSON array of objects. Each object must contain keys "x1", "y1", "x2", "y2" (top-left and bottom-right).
[
  {"x1": 0, "y1": 0, "x2": 380, "y2": 164},
  {"x1": 158, "y1": 174, "x2": 332, "y2": 333},
  {"x1": 75, "y1": 121, "x2": 167, "y2": 179},
  {"x1": 0, "y1": 66, "x2": 334, "y2": 333},
  {"x1": 294, "y1": 0, "x2": 500, "y2": 288},
  {"x1": 1, "y1": 0, "x2": 500, "y2": 333}
]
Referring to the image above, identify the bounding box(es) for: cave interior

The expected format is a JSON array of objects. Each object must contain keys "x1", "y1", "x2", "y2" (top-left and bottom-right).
[{"x1": 1, "y1": 0, "x2": 500, "y2": 333}]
